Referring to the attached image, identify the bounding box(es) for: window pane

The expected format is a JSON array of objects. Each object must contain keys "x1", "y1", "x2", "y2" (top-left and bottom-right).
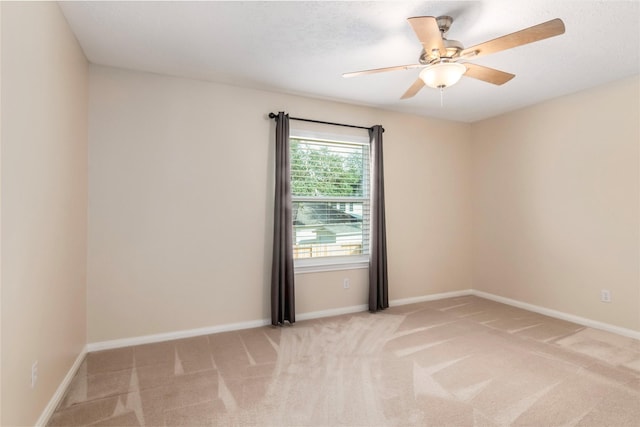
[
  {"x1": 292, "y1": 201, "x2": 369, "y2": 259},
  {"x1": 290, "y1": 137, "x2": 370, "y2": 261},
  {"x1": 290, "y1": 140, "x2": 367, "y2": 198}
]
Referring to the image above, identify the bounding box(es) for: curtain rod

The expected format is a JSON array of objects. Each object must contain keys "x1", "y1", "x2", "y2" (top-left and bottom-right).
[{"x1": 268, "y1": 112, "x2": 384, "y2": 133}]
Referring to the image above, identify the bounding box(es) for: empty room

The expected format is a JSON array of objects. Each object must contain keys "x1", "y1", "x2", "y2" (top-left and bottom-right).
[{"x1": 1, "y1": 1, "x2": 639, "y2": 426}]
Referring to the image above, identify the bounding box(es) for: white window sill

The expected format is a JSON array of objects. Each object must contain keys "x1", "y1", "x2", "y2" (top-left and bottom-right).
[{"x1": 294, "y1": 255, "x2": 369, "y2": 274}]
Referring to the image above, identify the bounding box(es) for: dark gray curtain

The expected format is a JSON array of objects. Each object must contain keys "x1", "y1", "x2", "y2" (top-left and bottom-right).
[
  {"x1": 368, "y1": 125, "x2": 389, "y2": 312},
  {"x1": 271, "y1": 112, "x2": 296, "y2": 325}
]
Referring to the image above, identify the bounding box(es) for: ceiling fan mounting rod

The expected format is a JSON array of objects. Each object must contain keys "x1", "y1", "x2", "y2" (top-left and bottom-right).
[{"x1": 436, "y1": 16, "x2": 453, "y2": 35}]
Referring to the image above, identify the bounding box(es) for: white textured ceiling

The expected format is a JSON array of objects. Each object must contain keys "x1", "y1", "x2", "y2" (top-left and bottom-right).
[{"x1": 59, "y1": 1, "x2": 640, "y2": 122}]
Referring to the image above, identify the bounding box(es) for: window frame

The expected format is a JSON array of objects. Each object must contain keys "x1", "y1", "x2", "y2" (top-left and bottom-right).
[{"x1": 289, "y1": 128, "x2": 370, "y2": 273}]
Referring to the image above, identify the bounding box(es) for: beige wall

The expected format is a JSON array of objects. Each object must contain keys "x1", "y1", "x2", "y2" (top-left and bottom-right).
[
  {"x1": 471, "y1": 76, "x2": 640, "y2": 331},
  {"x1": 87, "y1": 65, "x2": 473, "y2": 343},
  {"x1": 1, "y1": 3, "x2": 88, "y2": 426}
]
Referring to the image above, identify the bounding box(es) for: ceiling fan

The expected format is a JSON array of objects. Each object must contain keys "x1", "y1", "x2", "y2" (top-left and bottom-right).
[{"x1": 343, "y1": 16, "x2": 565, "y2": 99}]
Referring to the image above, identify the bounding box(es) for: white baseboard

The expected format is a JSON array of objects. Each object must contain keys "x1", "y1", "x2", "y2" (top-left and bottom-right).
[
  {"x1": 87, "y1": 290, "x2": 475, "y2": 352},
  {"x1": 471, "y1": 290, "x2": 640, "y2": 340},
  {"x1": 296, "y1": 290, "x2": 474, "y2": 320},
  {"x1": 87, "y1": 288, "x2": 639, "y2": 352},
  {"x1": 391, "y1": 289, "x2": 473, "y2": 306},
  {"x1": 87, "y1": 318, "x2": 271, "y2": 352},
  {"x1": 296, "y1": 304, "x2": 369, "y2": 321},
  {"x1": 88, "y1": 307, "x2": 370, "y2": 352},
  {"x1": 36, "y1": 346, "x2": 87, "y2": 427}
]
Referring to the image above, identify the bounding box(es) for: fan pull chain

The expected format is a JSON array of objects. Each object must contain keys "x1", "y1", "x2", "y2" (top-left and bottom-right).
[{"x1": 440, "y1": 87, "x2": 444, "y2": 107}]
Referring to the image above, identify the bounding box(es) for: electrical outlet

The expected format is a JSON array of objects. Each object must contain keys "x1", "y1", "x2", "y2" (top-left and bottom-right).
[
  {"x1": 343, "y1": 278, "x2": 350, "y2": 289},
  {"x1": 600, "y1": 289, "x2": 611, "y2": 303},
  {"x1": 31, "y1": 360, "x2": 38, "y2": 388}
]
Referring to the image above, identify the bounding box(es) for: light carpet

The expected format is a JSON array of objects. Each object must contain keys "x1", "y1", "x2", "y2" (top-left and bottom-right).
[{"x1": 48, "y1": 296, "x2": 640, "y2": 426}]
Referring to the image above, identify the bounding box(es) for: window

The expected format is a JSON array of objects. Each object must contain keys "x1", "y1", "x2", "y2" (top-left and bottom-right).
[{"x1": 290, "y1": 131, "x2": 370, "y2": 271}]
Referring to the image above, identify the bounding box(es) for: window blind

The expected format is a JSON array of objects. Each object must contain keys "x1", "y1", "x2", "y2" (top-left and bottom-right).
[{"x1": 290, "y1": 137, "x2": 370, "y2": 259}]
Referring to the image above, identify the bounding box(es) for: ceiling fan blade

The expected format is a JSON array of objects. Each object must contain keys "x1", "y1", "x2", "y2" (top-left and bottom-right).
[
  {"x1": 343, "y1": 64, "x2": 421, "y2": 78},
  {"x1": 464, "y1": 63, "x2": 515, "y2": 85},
  {"x1": 408, "y1": 16, "x2": 446, "y2": 57},
  {"x1": 461, "y1": 18, "x2": 565, "y2": 59},
  {"x1": 400, "y1": 78, "x2": 425, "y2": 99}
]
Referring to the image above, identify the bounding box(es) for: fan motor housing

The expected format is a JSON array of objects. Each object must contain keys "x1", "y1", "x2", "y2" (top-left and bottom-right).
[
  {"x1": 419, "y1": 39, "x2": 464, "y2": 64},
  {"x1": 418, "y1": 15, "x2": 463, "y2": 64}
]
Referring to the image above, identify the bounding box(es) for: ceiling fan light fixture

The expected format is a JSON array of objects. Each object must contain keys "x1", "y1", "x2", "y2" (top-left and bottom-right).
[{"x1": 419, "y1": 62, "x2": 466, "y2": 89}]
